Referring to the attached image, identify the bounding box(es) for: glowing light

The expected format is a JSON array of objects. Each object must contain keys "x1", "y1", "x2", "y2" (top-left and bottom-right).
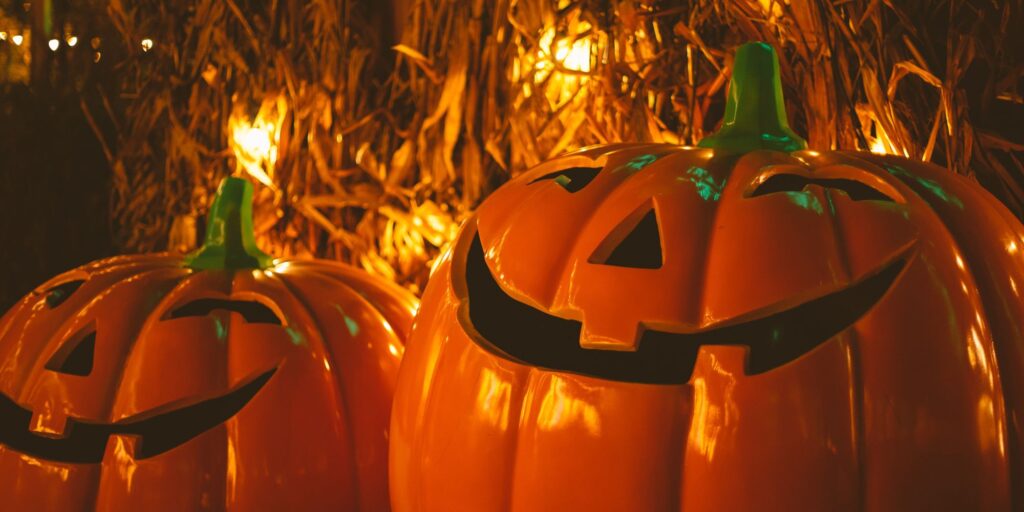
[
  {"x1": 536, "y1": 24, "x2": 593, "y2": 75},
  {"x1": 0, "y1": 32, "x2": 7, "y2": 41},
  {"x1": 66, "y1": 36, "x2": 77, "y2": 47},
  {"x1": 955, "y1": 254, "x2": 965, "y2": 270},
  {"x1": 140, "y1": 38, "x2": 153, "y2": 52},
  {"x1": 758, "y1": 0, "x2": 784, "y2": 18},
  {"x1": 48, "y1": 39, "x2": 59, "y2": 51},
  {"x1": 870, "y1": 138, "x2": 888, "y2": 155},
  {"x1": 229, "y1": 94, "x2": 287, "y2": 189},
  {"x1": 524, "y1": 21, "x2": 598, "y2": 108},
  {"x1": 1008, "y1": 240, "x2": 1018, "y2": 254},
  {"x1": 12, "y1": 34, "x2": 23, "y2": 46}
]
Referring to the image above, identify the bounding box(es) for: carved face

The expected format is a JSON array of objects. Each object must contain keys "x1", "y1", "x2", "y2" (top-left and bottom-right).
[
  {"x1": 461, "y1": 147, "x2": 913, "y2": 384},
  {"x1": 390, "y1": 144, "x2": 1024, "y2": 510},
  {"x1": 0, "y1": 179, "x2": 416, "y2": 511}
]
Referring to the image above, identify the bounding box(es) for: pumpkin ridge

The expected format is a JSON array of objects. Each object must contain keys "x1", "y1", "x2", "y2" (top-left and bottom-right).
[
  {"x1": 843, "y1": 325, "x2": 869, "y2": 509},
  {"x1": 507, "y1": 366, "x2": 541, "y2": 508},
  {"x1": 104, "y1": 269, "x2": 213, "y2": 402},
  {"x1": 693, "y1": 152, "x2": 742, "y2": 327},
  {"x1": 98, "y1": 268, "x2": 196, "y2": 423},
  {"x1": 296, "y1": 265, "x2": 413, "y2": 339},
  {"x1": 269, "y1": 271, "x2": 363, "y2": 509},
  {"x1": 862, "y1": 156, "x2": 1018, "y2": 505},
  {"x1": 819, "y1": 156, "x2": 868, "y2": 508},
  {"x1": 862, "y1": 155, "x2": 1021, "y2": 504}
]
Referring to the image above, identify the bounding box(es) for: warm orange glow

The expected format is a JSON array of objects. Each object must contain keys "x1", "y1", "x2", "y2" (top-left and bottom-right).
[
  {"x1": 12, "y1": 34, "x2": 23, "y2": 46},
  {"x1": 519, "y1": 20, "x2": 598, "y2": 107},
  {"x1": 537, "y1": 25, "x2": 593, "y2": 74},
  {"x1": 758, "y1": 0, "x2": 785, "y2": 19},
  {"x1": 870, "y1": 138, "x2": 887, "y2": 154},
  {"x1": 140, "y1": 38, "x2": 154, "y2": 52},
  {"x1": 229, "y1": 94, "x2": 287, "y2": 189}
]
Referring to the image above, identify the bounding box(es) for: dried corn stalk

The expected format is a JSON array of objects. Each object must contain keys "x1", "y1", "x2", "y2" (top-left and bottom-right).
[{"x1": 98, "y1": 0, "x2": 1024, "y2": 294}]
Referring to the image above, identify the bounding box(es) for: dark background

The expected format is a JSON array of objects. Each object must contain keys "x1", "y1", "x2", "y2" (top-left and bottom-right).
[{"x1": 0, "y1": 86, "x2": 114, "y2": 311}]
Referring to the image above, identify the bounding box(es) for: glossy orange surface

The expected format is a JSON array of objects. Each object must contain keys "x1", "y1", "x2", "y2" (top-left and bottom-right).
[
  {"x1": 0, "y1": 253, "x2": 415, "y2": 510},
  {"x1": 390, "y1": 144, "x2": 1024, "y2": 511}
]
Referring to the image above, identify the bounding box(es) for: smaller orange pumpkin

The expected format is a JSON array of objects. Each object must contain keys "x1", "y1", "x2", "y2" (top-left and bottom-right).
[{"x1": 0, "y1": 177, "x2": 416, "y2": 511}]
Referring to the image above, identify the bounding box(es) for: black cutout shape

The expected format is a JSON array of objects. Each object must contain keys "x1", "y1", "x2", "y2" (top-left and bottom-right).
[
  {"x1": 529, "y1": 167, "x2": 602, "y2": 193},
  {"x1": 463, "y1": 233, "x2": 909, "y2": 384},
  {"x1": 45, "y1": 331, "x2": 96, "y2": 377},
  {"x1": 591, "y1": 209, "x2": 663, "y2": 269},
  {"x1": 168, "y1": 299, "x2": 282, "y2": 325},
  {"x1": 0, "y1": 368, "x2": 276, "y2": 463},
  {"x1": 752, "y1": 174, "x2": 894, "y2": 202},
  {"x1": 45, "y1": 280, "x2": 85, "y2": 309}
]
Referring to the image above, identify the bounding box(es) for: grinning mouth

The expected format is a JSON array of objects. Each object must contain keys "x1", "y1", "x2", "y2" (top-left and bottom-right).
[
  {"x1": 0, "y1": 368, "x2": 275, "y2": 464},
  {"x1": 460, "y1": 232, "x2": 911, "y2": 385}
]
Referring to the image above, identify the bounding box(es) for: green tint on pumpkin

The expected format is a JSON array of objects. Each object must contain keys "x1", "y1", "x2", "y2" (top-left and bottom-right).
[
  {"x1": 785, "y1": 191, "x2": 824, "y2": 214},
  {"x1": 334, "y1": 304, "x2": 361, "y2": 337},
  {"x1": 885, "y1": 165, "x2": 965, "y2": 209},
  {"x1": 681, "y1": 166, "x2": 724, "y2": 201},
  {"x1": 698, "y1": 42, "x2": 808, "y2": 153},
  {"x1": 614, "y1": 154, "x2": 659, "y2": 173},
  {"x1": 184, "y1": 177, "x2": 274, "y2": 270}
]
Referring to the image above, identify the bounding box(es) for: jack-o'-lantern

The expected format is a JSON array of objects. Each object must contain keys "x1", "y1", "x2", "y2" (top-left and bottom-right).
[
  {"x1": 390, "y1": 42, "x2": 1024, "y2": 511},
  {"x1": 0, "y1": 177, "x2": 416, "y2": 511}
]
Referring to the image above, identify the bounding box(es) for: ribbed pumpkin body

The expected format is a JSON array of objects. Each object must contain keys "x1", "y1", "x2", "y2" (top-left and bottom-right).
[
  {"x1": 390, "y1": 143, "x2": 1024, "y2": 511},
  {"x1": 0, "y1": 251, "x2": 415, "y2": 510}
]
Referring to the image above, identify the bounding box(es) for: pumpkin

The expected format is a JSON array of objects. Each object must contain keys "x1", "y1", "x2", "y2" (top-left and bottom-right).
[
  {"x1": 0, "y1": 177, "x2": 416, "y2": 511},
  {"x1": 390, "y1": 42, "x2": 1024, "y2": 511}
]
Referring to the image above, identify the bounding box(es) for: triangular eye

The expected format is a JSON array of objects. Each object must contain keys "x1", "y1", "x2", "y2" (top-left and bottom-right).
[
  {"x1": 529, "y1": 167, "x2": 601, "y2": 193},
  {"x1": 751, "y1": 174, "x2": 894, "y2": 202},
  {"x1": 166, "y1": 299, "x2": 283, "y2": 325},
  {"x1": 589, "y1": 207, "x2": 663, "y2": 269},
  {"x1": 44, "y1": 280, "x2": 85, "y2": 309},
  {"x1": 46, "y1": 329, "x2": 96, "y2": 376}
]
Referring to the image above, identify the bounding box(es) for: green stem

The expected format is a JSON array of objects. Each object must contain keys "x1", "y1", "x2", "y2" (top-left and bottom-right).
[
  {"x1": 697, "y1": 42, "x2": 807, "y2": 153},
  {"x1": 184, "y1": 177, "x2": 273, "y2": 270}
]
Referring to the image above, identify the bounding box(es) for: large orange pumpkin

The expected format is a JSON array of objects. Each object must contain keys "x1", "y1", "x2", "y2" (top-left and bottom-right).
[
  {"x1": 390, "y1": 42, "x2": 1024, "y2": 510},
  {"x1": 0, "y1": 177, "x2": 416, "y2": 510}
]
